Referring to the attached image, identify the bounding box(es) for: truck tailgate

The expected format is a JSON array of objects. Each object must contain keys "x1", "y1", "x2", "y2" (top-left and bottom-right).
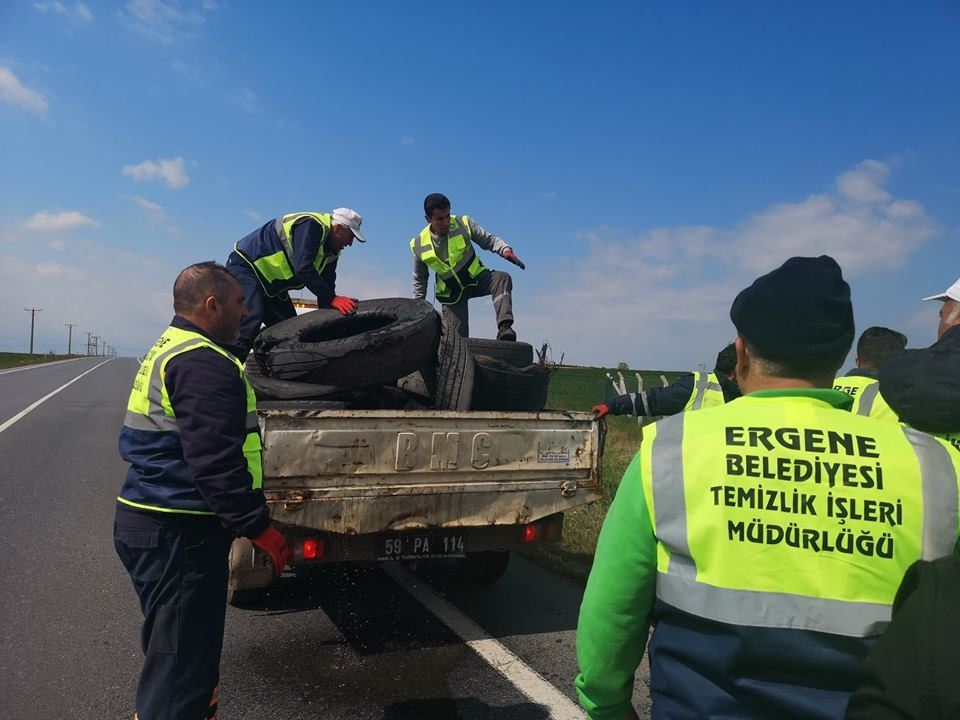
[{"x1": 259, "y1": 408, "x2": 603, "y2": 534}]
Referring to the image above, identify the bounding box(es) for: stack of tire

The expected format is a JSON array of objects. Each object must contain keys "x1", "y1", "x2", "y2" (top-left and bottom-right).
[
  {"x1": 246, "y1": 297, "x2": 552, "y2": 412},
  {"x1": 466, "y1": 337, "x2": 552, "y2": 412}
]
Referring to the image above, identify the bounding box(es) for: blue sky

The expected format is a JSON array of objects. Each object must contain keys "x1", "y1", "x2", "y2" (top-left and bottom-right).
[{"x1": 1, "y1": 0, "x2": 957, "y2": 369}]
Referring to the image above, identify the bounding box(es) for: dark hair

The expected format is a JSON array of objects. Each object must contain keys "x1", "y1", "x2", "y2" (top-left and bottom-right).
[
  {"x1": 745, "y1": 341, "x2": 847, "y2": 383},
  {"x1": 424, "y1": 193, "x2": 451, "y2": 216},
  {"x1": 173, "y1": 261, "x2": 235, "y2": 314},
  {"x1": 714, "y1": 343, "x2": 737, "y2": 377},
  {"x1": 857, "y1": 326, "x2": 907, "y2": 369}
]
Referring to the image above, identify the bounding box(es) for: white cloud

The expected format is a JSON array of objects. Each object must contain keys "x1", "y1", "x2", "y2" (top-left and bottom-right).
[
  {"x1": 836, "y1": 159, "x2": 891, "y2": 204},
  {"x1": 34, "y1": 2, "x2": 93, "y2": 24},
  {"x1": 229, "y1": 88, "x2": 257, "y2": 114},
  {"x1": 0, "y1": 249, "x2": 173, "y2": 355},
  {"x1": 0, "y1": 67, "x2": 48, "y2": 116},
  {"x1": 119, "y1": 0, "x2": 215, "y2": 43},
  {"x1": 126, "y1": 195, "x2": 180, "y2": 235},
  {"x1": 23, "y1": 210, "x2": 98, "y2": 231},
  {"x1": 245, "y1": 210, "x2": 261, "y2": 222},
  {"x1": 524, "y1": 159, "x2": 938, "y2": 367},
  {"x1": 121, "y1": 156, "x2": 190, "y2": 189},
  {"x1": 51, "y1": 239, "x2": 66, "y2": 251}
]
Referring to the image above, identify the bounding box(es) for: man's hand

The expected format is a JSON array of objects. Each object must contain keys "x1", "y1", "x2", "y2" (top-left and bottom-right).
[
  {"x1": 330, "y1": 295, "x2": 358, "y2": 315},
  {"x1": 592, "y1": 403, "x2": 610, "y2": 419},
  {"x1": 503, "y1": 250, "x2": 526, "y2": 270},
  {"x1": 251, "y1": 525, "x2": 292, "y2": 577}
]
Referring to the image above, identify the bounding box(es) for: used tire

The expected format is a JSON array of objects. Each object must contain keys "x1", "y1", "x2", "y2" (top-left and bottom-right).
[
  {"x1": 466, "y1": 338, "x2": 533, "y2": 368},
  {"x1": 254, "y1": 298, "x2": 440, "y2": 387},
  {"x1": 471, "y1": 358, "x2": 553, "y2": 412},
  {"x1": 397, "y1": 368, "x2": 436, "y2": 406},
  {"x1": 435, "y1": 319, "x2": 475, "y2": 411}
]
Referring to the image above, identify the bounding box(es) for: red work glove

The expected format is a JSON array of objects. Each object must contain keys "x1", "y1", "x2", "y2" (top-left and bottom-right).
[
  {"x1": 250, "y1": 525, "x2": 291, "y2": 577},
  {"x1": 592, "y1": 403, "x2": 610, "y2": 419},
  {"x1": 503, "y1": 250, "x2": 526, "y2": 270},
  {"x1": 330, "y1": 295, "x2": 358, "y2": 315}
]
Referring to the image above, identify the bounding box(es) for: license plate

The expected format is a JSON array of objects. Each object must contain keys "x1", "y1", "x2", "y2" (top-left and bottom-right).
[{"x1": 377, "y1": 533, "x2": 466, "y2": 560}]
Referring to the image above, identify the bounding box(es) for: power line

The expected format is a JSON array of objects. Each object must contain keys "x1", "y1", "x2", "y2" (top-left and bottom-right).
[
  {"x1": 65, "y1": 323, "x2": 78, "y2": 355},
  {"x1": 24, "y1": 307, "x2": 42, "y2": 354}
]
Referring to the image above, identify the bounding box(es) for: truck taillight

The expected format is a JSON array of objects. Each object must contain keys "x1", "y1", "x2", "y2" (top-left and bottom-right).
[
  {"x1": 301, "y1": 538, "x2": 324, "y2": 560},
  {"x1": 520, "y1": 524, "x2": 538, "y2": 543}
]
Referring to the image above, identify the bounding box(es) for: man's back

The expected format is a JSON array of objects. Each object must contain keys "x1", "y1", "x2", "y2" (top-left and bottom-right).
[{"x1": 577, "y1": 389, "x2": 960, "y2": 720}]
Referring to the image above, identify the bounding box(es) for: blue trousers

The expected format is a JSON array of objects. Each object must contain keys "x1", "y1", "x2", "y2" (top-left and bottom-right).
[
  {"x1": 225, "y1": 252, "x2": 297, "y2": 356},
  {"x1": 114, "y1": 505, "x2": 232, "y2": 720}
]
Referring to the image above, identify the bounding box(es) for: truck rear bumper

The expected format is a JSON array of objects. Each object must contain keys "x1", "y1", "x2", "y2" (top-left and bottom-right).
[{"x1": 228, "y1": 513, "x2": 564, "y2": 592}]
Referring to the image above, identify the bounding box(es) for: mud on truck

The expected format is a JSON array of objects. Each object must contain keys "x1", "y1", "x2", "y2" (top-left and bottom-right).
[{"x1": 229, "y1": 298, "x2": 604, "y2": 601}]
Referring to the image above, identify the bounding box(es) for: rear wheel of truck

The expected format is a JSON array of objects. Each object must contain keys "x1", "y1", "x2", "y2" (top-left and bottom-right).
[
  {"x1": 456, "y1": 550, "x2": 511, "y2": 583},
  {"x1": 253, "y1": 298, "x2": 440, "y2": 387}
]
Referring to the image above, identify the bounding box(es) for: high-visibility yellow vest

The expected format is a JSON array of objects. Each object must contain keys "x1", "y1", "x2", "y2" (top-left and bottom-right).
[
  {"x1": 683, "y1": 371, "x2": 726, "y2": 411},
  {"x1": 410, "y1": 215, "x2": 486, "y2": 304},
  {"x1": 833, "y1": 375, "x2": 899, "y2": 422},
  {"x1": 118, "y1": 326, "x2": 262, "y2": 514},
  {"x1": 236, "y1": 212, "x2": 340, "y2": 297},
  {"x1": 640, "y1": 390, "x2": 960, "y2": 638}
]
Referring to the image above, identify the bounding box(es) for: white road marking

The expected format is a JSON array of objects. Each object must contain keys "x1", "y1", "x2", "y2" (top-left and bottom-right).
[
  {"x1": 0, "y1": 359, "x2": 113, "y2": 435},
  {"x1": 382, "y1": 562, "x2": 586, "y2": 720},
  {"x1": 0, "y1": 357, "x2": 90, "y2": 375}
]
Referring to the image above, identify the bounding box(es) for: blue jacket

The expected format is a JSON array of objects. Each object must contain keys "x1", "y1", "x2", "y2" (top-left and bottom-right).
[
  {"x1": 235, "y1": 217, "x2": 338, "y2": 305},
  {"x1": 117, "y1": 316, "x2": 269, "y2": 538}
]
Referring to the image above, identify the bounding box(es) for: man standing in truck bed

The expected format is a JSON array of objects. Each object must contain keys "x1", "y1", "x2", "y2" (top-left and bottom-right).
[{"x1": 411, "y1": 192, "x2": 526, "y2": 340}]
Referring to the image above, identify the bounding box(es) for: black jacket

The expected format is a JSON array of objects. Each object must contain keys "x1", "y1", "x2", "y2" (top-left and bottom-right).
[
  {"x1": 879, "y1": 325, "x2": 960, "y2": 434},
  {"x1": 606, "y1": 371, "x2": 740, "y2": 417},
  {"x1": 118, "y1": 316, "x2": 269, "y2": 538}
]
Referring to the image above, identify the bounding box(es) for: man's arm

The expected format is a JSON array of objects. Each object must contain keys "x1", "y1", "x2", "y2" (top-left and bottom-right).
[
  {"x1": 466, "y1": 217, "x2": 511, "y2": 256},
  {"x1": 644, "y1": 373, "x2": 695, "y2": 416},
  {"x1": 576, "y1": 451, "x2": 657, "y2": 720},
  {"x1": 166, "y1": 349, "x2": 270, "y2": 538},
  {"x1": 291, "y1": 219, "x2": 336, "y2": 306},
  {"x1": 412, "y1": 253, "x2": 429, "y2": 300}
]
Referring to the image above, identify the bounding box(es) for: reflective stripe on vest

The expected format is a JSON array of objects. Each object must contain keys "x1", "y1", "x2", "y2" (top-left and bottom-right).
[
  {"x1": 684, "y1": 371, "x2": 725, "y2": 412},
  {"x1": 641, "y1": 399, "x2": 960, "y2": 638},
  {"x1": 410, "y1": 215, "x2": 486, "y2": 304},
  {"x1": 237, "y1": 212, "x2": 338, "y2": 296},
  {"x1": 118, "y1": 326, "x2": 262, "y2": 514},
  {"x1": 833, "y1": 375, "x2": 899, "y2": 422}
]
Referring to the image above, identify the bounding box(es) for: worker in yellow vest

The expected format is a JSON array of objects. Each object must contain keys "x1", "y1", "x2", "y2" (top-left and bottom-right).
[
  {"x1": 411, "y1": 193, "x2": 525, "y2": 340},
  {"x1": 226, "y1": 208, "x2": 367, "y2": 357},
  {"x1": 592, "y1": 343, "x2": 740, "y2": 419},
  {"x1": 833, "y1": 326, "x2": 906, "y2": 421},
  {"x1": 115, "y1": 262, "x2": 291, "y2": 720},
  {"x1": 575, "y1": 256, "x2": 960, "y2": 720}
]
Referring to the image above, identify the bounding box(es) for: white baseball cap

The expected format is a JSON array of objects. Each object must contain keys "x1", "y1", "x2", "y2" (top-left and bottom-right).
[
  {"x1": 922, "y1": 277, "x2": 960, "y2": 303},
  {"x1": 331, "y1": 207, "x2": 367, "y2": 243}
]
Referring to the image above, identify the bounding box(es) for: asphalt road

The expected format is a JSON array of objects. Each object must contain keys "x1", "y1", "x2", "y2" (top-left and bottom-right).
[{"x1": 0, "y1": 357, "x2": 650, "y2": 720}]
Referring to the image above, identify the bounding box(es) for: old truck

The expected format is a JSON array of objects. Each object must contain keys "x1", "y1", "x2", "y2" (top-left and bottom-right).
[{"x1": 228, "y1": 405, "x2": 604, "y2": 599}]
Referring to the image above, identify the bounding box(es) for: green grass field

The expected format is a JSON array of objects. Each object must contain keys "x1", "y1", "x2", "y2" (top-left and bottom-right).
[
  {"x1": 0, "y1": 352, "x2": 81, "y2": 370},
  {"x1": 531, "y1": 365, "x2": 684, "y2": 576}
]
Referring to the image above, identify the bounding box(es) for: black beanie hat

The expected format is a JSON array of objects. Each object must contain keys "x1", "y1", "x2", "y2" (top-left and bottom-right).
[{"x1": 730, "y1": 255, "x2": 855, "y2": 363}]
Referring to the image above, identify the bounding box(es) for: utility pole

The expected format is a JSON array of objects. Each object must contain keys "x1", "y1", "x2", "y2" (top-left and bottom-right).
[
  {"x1": 99, "y1": 340, "x2": 106, "y2": 356},
  {"x1": 65, "y1": 323, "x2": 78, "y2": 355},
  {"x1": 24, "y1": 307, "x2": 42, "y2": 354},
  {"x1": 91, "y1": 335, "x2": 100, "y2": 356}
]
